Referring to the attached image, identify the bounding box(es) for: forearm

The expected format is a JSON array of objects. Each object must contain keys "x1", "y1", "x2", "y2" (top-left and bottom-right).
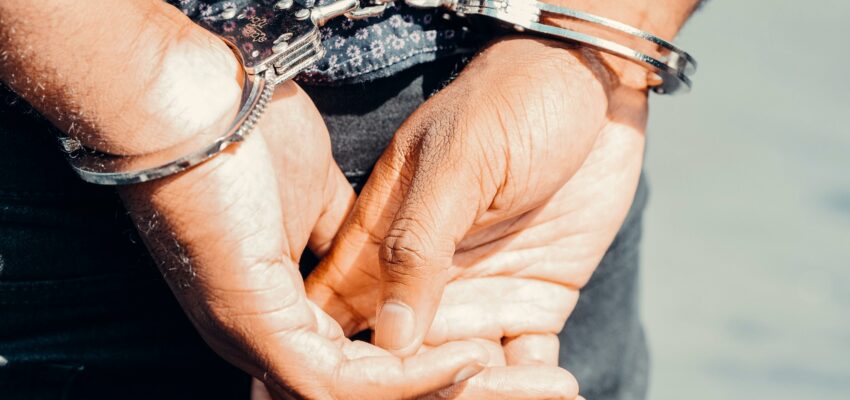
[{"x1": 0, "y1": 0, "x2": 240, "y2": 155}]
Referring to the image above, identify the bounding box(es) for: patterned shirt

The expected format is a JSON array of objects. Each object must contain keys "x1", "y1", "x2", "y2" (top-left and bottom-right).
[{"x1": 168, "y1": 0, "x2": 485, "y2": 84}]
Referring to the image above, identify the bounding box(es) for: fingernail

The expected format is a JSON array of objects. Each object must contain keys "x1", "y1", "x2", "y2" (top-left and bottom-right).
[
  {"x1": 375, "y1": 301, "x2": 416, "y2": 351},
  {"x1": 453, "y1": 363, "x2": 484, "y2": 385}
]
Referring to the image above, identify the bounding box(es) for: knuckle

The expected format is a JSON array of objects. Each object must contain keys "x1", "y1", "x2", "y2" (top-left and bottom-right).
[
  {"x1": 418, "y1": 111, "x2": 467, "y2": 161},
  {"x1": 380, "y1": 227, "x2": 443, "y2": 280}
]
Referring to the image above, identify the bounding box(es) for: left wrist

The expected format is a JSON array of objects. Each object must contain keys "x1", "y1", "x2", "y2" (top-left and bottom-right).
[
  {"x1": 485, "y1": 0, "x2": 700, "y2": 93},
  {"x1": 542, "y1": 0, "x2": 697, "y2": 41},
  {"x1": 480, "y1": 36, "x2": 621, "y2": 97}
]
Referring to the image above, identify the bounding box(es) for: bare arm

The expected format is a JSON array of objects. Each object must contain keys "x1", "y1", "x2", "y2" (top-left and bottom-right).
[
  {"x1": 0, "y1": 0, "x2": 240, "y2": 154},
  {"x1": 0, "y1": 2, "x2": 496, "y2": 398}
]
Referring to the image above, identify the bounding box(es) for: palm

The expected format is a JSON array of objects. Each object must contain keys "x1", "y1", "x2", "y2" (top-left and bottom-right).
[{"x1": 125, "y1": 81, "x2": 498, "y2": 399}]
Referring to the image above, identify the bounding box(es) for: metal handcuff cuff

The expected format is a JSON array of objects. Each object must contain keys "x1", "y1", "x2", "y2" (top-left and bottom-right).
[{"x1": 63, "y1": 0, "x2": 696, "y2": 185}]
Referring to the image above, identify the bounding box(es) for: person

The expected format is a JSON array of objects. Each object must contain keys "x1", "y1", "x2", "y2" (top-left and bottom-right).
[{"x1": 0, "y1": 0, "x2": 702, "y2": 398}]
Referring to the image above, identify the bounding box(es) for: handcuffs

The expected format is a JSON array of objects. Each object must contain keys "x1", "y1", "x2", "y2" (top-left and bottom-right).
[{"x1": 62, "y1": 0, "x2": 696, "y2": 185}]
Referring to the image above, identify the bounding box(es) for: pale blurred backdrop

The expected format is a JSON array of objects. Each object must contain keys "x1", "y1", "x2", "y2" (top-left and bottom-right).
[{"x1": 642, "y1": 1, "x2": 850, "y2": 399}]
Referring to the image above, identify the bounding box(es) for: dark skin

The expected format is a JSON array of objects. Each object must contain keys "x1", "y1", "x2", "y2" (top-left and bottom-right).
[
  {"x1": 1, "y1": 0, "x2": 700, "y2": 398},
  {"x1": 306, "y1": 0, "x2": 702, "y2": 364},
  {"x1": 1, "y1": 2, "x2": 510, "y2": 398}
]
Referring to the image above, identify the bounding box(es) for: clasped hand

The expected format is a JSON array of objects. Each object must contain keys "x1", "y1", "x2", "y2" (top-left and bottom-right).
[{"x1": 124, "y1": 36, "x2": 647, "y2": 400}]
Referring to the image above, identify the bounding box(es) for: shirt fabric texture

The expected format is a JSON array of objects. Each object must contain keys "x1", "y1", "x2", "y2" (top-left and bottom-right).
[{"x1": 170, "y1": 0, "x2": 486, "y2": 84}]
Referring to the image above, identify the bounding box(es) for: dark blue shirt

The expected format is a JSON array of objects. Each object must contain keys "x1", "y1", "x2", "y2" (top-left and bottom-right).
[{"x1": 169, "y1": 0, "x2": 484, "y2": 84}]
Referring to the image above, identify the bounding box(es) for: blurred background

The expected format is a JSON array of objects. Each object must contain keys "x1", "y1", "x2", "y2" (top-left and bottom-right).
[{"x1": 642, "y1": 1, "x2": 850, "y2": 399}]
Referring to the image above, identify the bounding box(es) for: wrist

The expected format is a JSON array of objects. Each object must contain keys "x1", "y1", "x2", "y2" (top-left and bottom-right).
[
  {"x1": 536, "y1": 0, "x2": 701, "y2": 91},
  {"x1": 94, "y1": 25, "x2": 244, "y2": 155},
  {"x1": 0, "y1": 0, "x2": 245, "y2": 156},
  {"x1": 480, "y1": 36, "x2": 618, "y2": 99},
  {"x1": 545, "y1": 0, "x2": 698, "y2": 40}
]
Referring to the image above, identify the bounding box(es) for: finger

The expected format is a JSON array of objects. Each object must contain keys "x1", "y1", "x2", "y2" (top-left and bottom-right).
[
  {"x1": 420, "y1": 339, "x2": 507, "y2": 367},
  {"x1": 304, "y1": 211, "x2": 381, "y2": 336},
  {"x1": 306, "y1": 235, "x2": 377, "y2": 336},
  {"x1": 309, "y1": 164, "x2": 356, "y2": 258},
  {"x1": 261, "y1": 81, "x2": 355, "y2": 260},
  {"x1": 475, "y1": 339, "x2": 507, "y2": 367},
  {"x1": 251, "y1": 379, "x2": 274, "y2": 400},
  {"x1": 305, "y1": 276, "x2": 371, "y2": 336},
  {"x1": 503, "y1": 334, "x2": 560, "y2": 366},
  {"x1": 308, "y1": 301, "x2": 345, "y2": 343},
  {"x1": 339, "y1": 340, "x2": 490, "y2": 400},
  {"x1": 341, "y1": 339, "x2": 387, "y2": 360},
  {"x1": 305, "y1": 162, "x2": 400, "y2": 335},
  {"x1": 418, "y1": 366, "x2": 579, "y2": 400},
  {"x1": 375, "y1": 124, "x2": 492, "y2": 356},
  {"x1": 426, "y1": 277, "x2": 576, "y2": 345}
]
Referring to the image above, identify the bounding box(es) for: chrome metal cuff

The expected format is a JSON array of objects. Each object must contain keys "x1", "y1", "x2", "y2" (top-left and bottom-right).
[
  {"x1": 60, "y1": 0, "x2": 329, "y2": 186},
  {"x1": 415, "y1": 0, "x2": 697, "y2": 94},
  {"x1": 59, "y1": 72, "x2": 273, "y2": 186}
]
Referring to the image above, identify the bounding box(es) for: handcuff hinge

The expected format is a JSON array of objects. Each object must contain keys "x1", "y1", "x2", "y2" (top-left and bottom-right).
[{"x1": 310, "y1": 0, "x2": 360, "y2": 26}]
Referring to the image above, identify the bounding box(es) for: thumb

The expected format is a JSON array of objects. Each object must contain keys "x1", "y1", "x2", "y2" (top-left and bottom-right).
[{"x1": 375, "y1": 145, "x2": 488, "y2": 356}]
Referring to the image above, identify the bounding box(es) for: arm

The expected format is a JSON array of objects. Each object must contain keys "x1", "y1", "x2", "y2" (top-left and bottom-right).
[
  {"x1": 1, "y1": 2, "x2": 492, "y2": 398},
  {"x1": 0, "y1": 0, "x2": 241, "y2": 154}
]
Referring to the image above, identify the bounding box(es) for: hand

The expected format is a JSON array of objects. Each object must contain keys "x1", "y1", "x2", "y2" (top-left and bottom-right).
[
  {"x1": 305, "y1": 103, "x2": 642, "y2": 398},
  {"x1": 413, "y1": 278, "x2": 583, "y2": 399},
  {"x1": 305, "y1": 36, "x2": 647, "y2": 358},
  {"x1": 5, "y1": 2, "x2": 484, "y2": 396},
  {"x1": 253, "y1": 336, "x2": 581, "y2": 400},
  {"x1": 120, "y1": 81, "x2": 493, "y2": 400}
]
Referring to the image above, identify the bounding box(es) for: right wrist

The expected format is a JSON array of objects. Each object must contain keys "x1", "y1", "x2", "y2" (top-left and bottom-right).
[
  {"x1": 1, "y1": 1, "x2": 245, "y2": 156},
  {"x1": 90, "y1": 24, "x2": 244, "y2": 156}
]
